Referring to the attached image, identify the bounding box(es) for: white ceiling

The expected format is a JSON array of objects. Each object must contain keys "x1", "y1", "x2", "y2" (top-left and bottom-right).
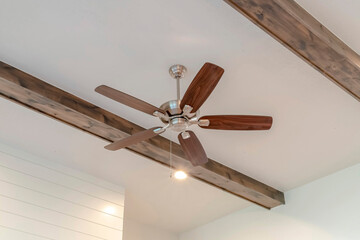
[{"x1": 0, "y1": 0, "x2": 360, "y2": 234}]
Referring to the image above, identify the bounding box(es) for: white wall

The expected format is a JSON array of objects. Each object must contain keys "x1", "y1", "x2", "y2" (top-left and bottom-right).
[
  {"x1": 0, "y1": 143, "x2": 125, "y2": 240},
  {"x1": 180, "y1": 163, "x2": 360, "y2": 240},
  {"x1": 123, "y1": 218, "x2": 178, "y2": 240}
]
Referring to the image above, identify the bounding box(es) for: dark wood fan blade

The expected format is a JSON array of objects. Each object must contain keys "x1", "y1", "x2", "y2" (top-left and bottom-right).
[
  {"x1": 105, "y1": 127, "x2": 163, "y2": 151},
  {"x1": 199, "y1": 115, "x2": 273, "y2": 130},
  {"x1": 95, "y1": 85, "x2": 165, "y2": 116},
  {"x1": 178, "y1": 131, "x2": 208, "y2": 166},
  {"x1": 180, "y1": 63, "x2": 224, "y2": 113}
]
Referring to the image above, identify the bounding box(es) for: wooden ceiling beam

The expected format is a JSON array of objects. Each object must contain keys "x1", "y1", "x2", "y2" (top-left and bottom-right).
[
  {"x1": 225, "y1": 0, "x2": 360, "y2": 100},
  {"x1": 0, "y1": 61, "x2": 284, "y2": 209}
]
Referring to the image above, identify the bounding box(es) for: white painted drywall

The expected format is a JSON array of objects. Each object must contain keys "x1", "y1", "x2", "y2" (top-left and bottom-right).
[
  {"x1": 123, "y1": 218, "x2": 178, "y2": 240},
  {"x1": 0, "y1": 143, "x2": 124, "y2": 240},
  {"x1": 180, "y1": 163, "x2": 360, "y2": 240}
]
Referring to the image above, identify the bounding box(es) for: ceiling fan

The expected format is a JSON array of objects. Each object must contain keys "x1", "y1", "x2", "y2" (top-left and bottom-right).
[{"x1": 95, "y1": 63, "x2": 272, "y2": 166}]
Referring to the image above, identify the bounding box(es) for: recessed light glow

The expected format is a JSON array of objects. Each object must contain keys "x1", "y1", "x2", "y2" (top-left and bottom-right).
[
  {"x1": 103, "y1": 206, "x2": 116, "y2": 215},
  {"x1": 174, "y1": 170, "x2": 187, "y2": 180}
]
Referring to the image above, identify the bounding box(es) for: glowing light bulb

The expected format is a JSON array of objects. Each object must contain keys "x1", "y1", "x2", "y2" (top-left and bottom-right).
[
  {"x1": 174, "y1": 170, "x2": 187, "y2": 180},
  {"x1": 103, "y1": 206, "x2": 116, "y2": 215}
]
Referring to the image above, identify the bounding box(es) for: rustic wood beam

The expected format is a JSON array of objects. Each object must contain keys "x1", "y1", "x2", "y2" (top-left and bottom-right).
[
  {"x1": 225, "y1": 0, "x2": 360, "y2": 100},
  {"x1": 0, "y1": 61, "x2": 284, "y2": 209}
]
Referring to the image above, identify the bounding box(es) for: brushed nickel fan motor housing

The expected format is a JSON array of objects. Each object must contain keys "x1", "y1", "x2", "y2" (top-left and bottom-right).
[
  {"x1": 160, "y1": 100, "x2": 182, "y2": 117},
  {"x1": 159, "y1": 100, "x2": 199, "y2": 132}
]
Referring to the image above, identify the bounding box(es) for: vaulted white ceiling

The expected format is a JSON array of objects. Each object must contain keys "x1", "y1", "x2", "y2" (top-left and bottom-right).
[{"x1": 0, "y1": 0, "x2": 359, "y2": 234}]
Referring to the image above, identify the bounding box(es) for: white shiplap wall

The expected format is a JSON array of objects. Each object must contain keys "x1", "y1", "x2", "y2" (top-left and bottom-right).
[{"x1": 0, "y1": 143, "x2": 124, "y2": 240}]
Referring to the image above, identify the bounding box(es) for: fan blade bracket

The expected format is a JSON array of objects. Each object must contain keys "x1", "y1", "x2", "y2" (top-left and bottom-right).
[
  {"x1": 198, "y1": 119, "x2": 210, "y2": 127},
  {"x1": 181, "y1": 131, "x2": 191, "y2": 139},
  {"x1": 153, "y1": 126, "x2": 167, "y2": 134},
  {"x1": 153, "y1": 111, "x2": 169, "y2": 121},
  {"x1": 182, "y1": 105, "x2": 193, "y2": 115}
]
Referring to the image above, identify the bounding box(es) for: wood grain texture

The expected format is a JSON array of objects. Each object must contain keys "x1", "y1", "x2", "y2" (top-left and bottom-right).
[
  {"x1": 0, "y1": 61, "x2": 284, "y2": 209},
  {"x1": 225, "y1": 0, "x2": 360, "y2": 101},
  {"x1": 178, "y1": 131, "x2": 208, "y2": 166},
  {"x1": 199, "y1": 115, "x2": 272, "y2": 130},
  {"x1": 95, "y1": 85, "x2": 165, "y2": 116},
  {"x1": 180, "y1": 63, "x2": 224, "y2": 113},
  {"x1": 105, "y1": 127, "x2": 162, "y2": 151}
]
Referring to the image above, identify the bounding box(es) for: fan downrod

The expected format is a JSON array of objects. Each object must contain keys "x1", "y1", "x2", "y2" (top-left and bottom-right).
[{"x1": 154, "y1": 64, "x2": 199, "y2": 132}]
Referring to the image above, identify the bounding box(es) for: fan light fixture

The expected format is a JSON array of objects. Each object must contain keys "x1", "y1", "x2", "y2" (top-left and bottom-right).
[{"x1": 174, "y1": 170, "x2": 187, "y2": 180}]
